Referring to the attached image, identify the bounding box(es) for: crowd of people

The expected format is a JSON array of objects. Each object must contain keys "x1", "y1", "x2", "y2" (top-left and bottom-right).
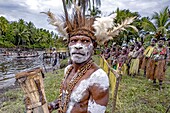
[{"x1": 102, "y1": 37, "x2": 170, "y2": 90}]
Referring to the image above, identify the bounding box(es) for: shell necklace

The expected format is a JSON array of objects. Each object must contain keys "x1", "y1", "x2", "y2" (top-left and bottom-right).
[{"x1": 58, "y1": 59, "x2": 93, "y2": 113}]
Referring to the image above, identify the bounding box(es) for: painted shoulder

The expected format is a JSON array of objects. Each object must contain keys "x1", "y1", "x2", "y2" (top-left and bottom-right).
[{"x1": 89, "y1": 68, "x2": 109, "y2": 90}]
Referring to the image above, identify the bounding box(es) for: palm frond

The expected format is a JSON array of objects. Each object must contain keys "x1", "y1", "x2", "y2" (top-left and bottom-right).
[
  {"x1": 142, "y1": 18, "x2": 156, "y2": 32},
  {"x1": 165, "y1": 21, "x2": 170, "y2": 29}
]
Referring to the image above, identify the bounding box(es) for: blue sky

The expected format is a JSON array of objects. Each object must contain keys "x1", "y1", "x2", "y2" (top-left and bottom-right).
[{"x1": 0, "y1": 0, "x2": 170, "y2": 33}]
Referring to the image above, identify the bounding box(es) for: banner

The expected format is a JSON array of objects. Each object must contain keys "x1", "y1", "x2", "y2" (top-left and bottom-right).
[
  {"x1": 99, "y1": 55, "x2": 121, "y2": 112},
  {"x1": 109, "y1": 70, "x2": 116, "y2": 98},
  {"x1": 100, "y1": 56, "x2": 117, "y2": 98}
]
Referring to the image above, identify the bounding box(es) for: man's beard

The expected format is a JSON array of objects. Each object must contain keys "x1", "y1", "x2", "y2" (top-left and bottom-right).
[
  {"x1": 69, "y1": 43, "x2": 94, "y2": 64},
  {"x1": 151, "y1": 43, "x2": 155, "y2": 46},
  {"x1": 158, "y1": 44, "x2": 163, "y2": 47}
]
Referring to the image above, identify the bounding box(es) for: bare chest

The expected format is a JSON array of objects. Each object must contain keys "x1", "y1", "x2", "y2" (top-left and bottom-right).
[{"x1": 63, "y1": 71, "x2": 90, "y2": 102}]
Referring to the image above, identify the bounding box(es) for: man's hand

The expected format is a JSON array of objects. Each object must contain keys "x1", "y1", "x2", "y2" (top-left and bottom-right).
[{"x1": 48, "y1": 99, "x2": 59, "y2": 113}]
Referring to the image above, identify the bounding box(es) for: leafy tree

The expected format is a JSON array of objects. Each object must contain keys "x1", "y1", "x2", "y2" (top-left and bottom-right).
[
  {"x1": 65, "y1": 0, "x2": 101, "y2": 17},
  {"x1": 142, "y1": 6, "x2": 170, "y2": 39},
  {"x1": 0, "y1": 16, "x2": 9, "y2": 36},
  {"x1": 109, "y1": 8, "x2": 140, "y2": 44}
]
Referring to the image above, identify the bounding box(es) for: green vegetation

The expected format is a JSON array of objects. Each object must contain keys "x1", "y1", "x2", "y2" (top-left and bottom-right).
[
  {"x1": 0, "y1": 56, "x2": 170, "y2": 113},
  {"x1": 0, "y1": 17, "x2": 67, "y2": 49}
]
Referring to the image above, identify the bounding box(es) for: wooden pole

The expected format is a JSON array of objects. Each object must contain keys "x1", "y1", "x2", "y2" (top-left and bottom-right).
[{"x1": 112, "y1": 74, "x2": 121, "y2": 112}]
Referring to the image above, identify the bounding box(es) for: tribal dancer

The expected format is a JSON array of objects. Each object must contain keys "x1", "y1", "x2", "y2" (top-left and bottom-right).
[
  {"x1": 117, "y1": 46, "x2": 128, "y2": 75},
  {"x1": 111, "y1": 46, "x2": 118, "y2": 70},
  {"x1": 129, "y1": 42, "x2": 141, "y2": 77},
  {"x1": 138, "y1": 42, "x2": 144, "y2": 74},
  {"x1": 151, "y1": 37, "x2": 167, "y2": 89},
  {"x1": 127, "y1": 43, "x2": 135, "y2": 75},
  {"x1": 42, "y1": 1, "x2": 136, "y2": 112},
  {"x1": 46, "y1": 12, "x2": 110, "y2": 113},
  {"x1": 141, "y1": 38, "x2": 157, "y2": 77}
]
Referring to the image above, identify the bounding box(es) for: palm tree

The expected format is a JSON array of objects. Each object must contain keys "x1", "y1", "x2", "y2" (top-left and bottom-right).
[
  {"x1": 142, "y1": 6, "x2": 170, "y2": 39},
  {"x1": 64, "y1": 0, "x2": 101, "y2": 17},
  {"x1": 26, "y1": 21, "x2": 36, "y2": 46},
  {"x1": 110, "y1": 8, "x2": 140, "y2": 44},
  {"x1": 13, "y1": 19, "x2": 30, "y2": 47},
  {"x1": 0, "y1": 16, "x2": 9, "y2": 36}
]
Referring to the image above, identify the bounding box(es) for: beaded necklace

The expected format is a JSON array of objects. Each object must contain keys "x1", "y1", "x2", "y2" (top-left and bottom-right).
[{"x1": 58, "y1": 59, "x2": 93, "y2": 113}]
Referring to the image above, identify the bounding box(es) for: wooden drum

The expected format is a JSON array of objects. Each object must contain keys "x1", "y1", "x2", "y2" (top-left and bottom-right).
[{"x1": 15, "y1": 67, "x2": 49, "y2": 113}]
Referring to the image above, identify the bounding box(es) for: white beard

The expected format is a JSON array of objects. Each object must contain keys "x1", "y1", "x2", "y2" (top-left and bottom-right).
[{"x1": 69, "y1": 43, "x2": 93, "y2": 63}]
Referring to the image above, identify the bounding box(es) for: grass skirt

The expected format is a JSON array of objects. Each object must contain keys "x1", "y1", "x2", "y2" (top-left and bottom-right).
[
  {"x1": 141, "y1": 57, "x2": 148, "y2": 70},
  {"x1": 146, "y1": 58, "x2": 155, "y2": 80},
  {"x1": 154, "y1": 60, "x2": 166, "y2": 81},
  {"x1": 129, "y1": 58, "x2": 139, "y2": 75}
]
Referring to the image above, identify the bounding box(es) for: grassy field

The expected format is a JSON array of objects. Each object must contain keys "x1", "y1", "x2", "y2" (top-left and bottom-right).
[{"x1": 0, "y1": 56, "x2": 170, "y2": 113}]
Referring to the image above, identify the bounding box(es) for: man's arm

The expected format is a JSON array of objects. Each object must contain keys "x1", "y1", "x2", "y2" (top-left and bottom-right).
[
  {"x1": 88, "y1": 70, "x2": 109, "y2": 113},
  {"x1": 88, "y1": 85, "x2": 109, "y2": 113}
]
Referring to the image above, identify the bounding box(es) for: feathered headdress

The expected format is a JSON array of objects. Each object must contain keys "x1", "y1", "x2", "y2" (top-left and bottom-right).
[{"x1": 41, "y1": 1, "x2": 138, "y2": 45}]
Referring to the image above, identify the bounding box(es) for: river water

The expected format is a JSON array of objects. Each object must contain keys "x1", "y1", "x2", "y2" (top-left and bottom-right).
[{"x1": 0, "y1": 51, "x2": 54, "y2": 89}]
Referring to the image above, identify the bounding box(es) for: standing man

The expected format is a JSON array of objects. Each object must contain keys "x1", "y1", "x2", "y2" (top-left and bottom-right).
[
  {"x1": 152, "y1": 37, "x2": 167, "y2": 89},
  {"x1": 43, "y1": 0, "x2": 134, "y2": 111},
  {"x1": 117, "y1": 46, "x2": 128, "y2": 75},
  {"x1": 45, "y1": 5, "x2": 110, "y2": 113},
  {"x1": 141, "y1": 38, "x2": 157, "y2": 76},
  {"x1": 50, "y1": 35, "x2": 110, "y2": 113},
  {"x1": 129, "y1": 42, "x2": 141, "y2": 77}
]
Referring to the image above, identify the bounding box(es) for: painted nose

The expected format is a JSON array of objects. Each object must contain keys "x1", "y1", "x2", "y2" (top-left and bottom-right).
[
  {"x1": 75, "y1": 46, "x2": 83, "y2": 50},
  {"x1": 75, "y1": 43, "x2": 83, "y2": 50}
]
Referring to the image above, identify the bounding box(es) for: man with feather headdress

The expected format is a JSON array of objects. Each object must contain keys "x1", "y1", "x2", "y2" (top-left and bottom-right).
[
  {"x1": 43, "y1": 4, "x2": 110, "y2": 113},
  {"x1": 42, "y1": 1, "x2": 137, "y2": 112}
]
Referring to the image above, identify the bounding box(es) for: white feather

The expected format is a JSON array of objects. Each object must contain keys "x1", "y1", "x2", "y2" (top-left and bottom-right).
[
  {"x1": 41, "y1": 11, "x2": 68, "y2": 38},
  {"x1": 93, "y1": 15, "x2": 137, "y2": 45},
  {"x1": 108, "y1": 17, "x2": 138, "y2": 36},
  {"x1": 93, "y1": 14, "x2": 117, "y2": 45}
]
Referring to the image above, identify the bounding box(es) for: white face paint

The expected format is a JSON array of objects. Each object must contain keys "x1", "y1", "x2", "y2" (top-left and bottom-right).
[
  {"x1": 69, "y1": 43, "x2": 93, "y2": 63},
  {"x1": 66, "y1": 69, "x2": 109, "y2": 113}
]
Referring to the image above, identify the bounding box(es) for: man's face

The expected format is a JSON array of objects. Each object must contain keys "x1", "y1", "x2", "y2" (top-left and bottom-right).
[
  {"x1": 130, "y1": 45, "x2": 134, "y2": 51},
  {"x1": 69, "y1": 36, "x2": 93, "y2": 64},
  {"x1": 150, "y1": 40, "x2": 156, "y2": 46},
  {"x1": 121, "y1": 47, "x2": 126, "y2": 54},
  {"x1": 158, "y1": 40, "x2": 164, "y2": 47}
]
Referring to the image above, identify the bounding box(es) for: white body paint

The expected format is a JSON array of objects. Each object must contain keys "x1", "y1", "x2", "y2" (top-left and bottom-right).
[
  {"x1": 88, "y1": 99, "x2": 106, "y2": 113},
  {"x1": 69, "y1": 43, "x2": 93, "y2": 63},
  {"x1": 64, "y1": 66, "x2": 109, "y2": 113}
]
